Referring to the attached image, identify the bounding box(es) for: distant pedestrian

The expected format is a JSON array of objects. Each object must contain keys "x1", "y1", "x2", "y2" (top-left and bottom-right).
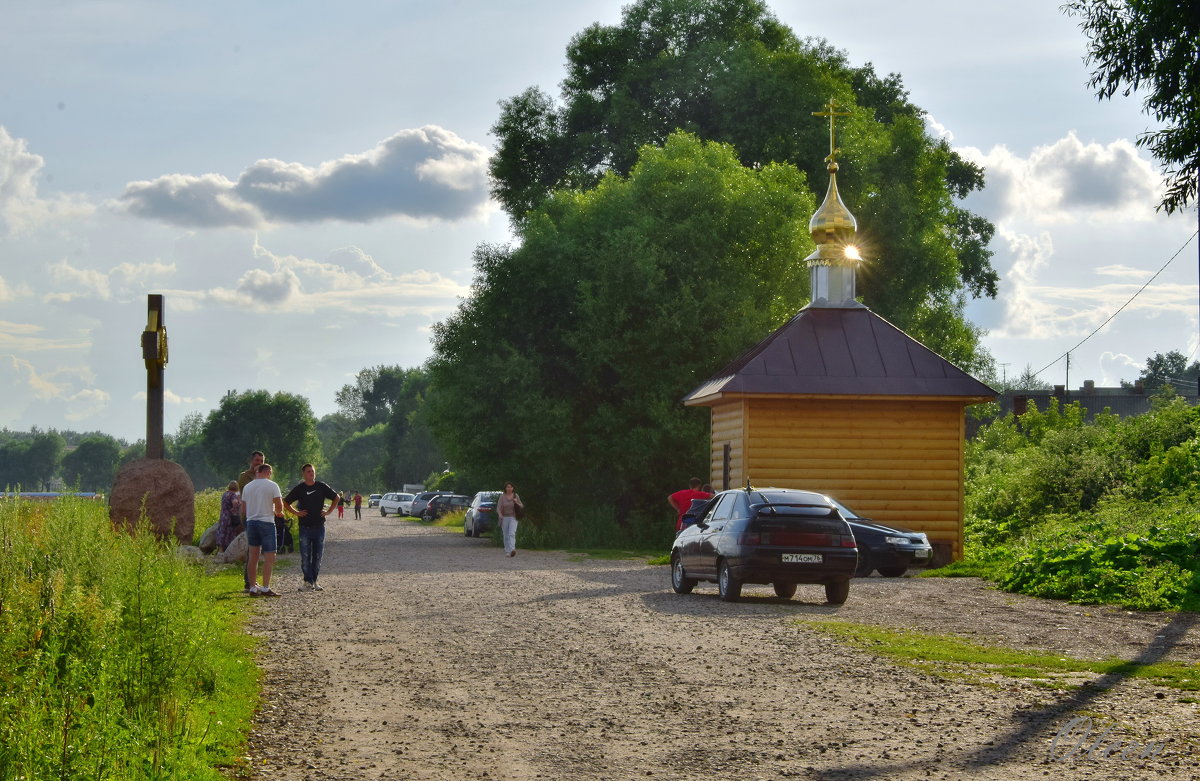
[
  {"x1": 337, "y1": 492, "x2": 346, "y2": 519},
  {"x1": 353, "y1": 491, "x2": 363, "y2": 520},
  {"x1": 496, "y1": 481, "x2": 524, "y2": 557},
  {"x1": 284, "y1": 464, "x2": 340, "y2": 591},
  {"x1": 216, "y1": 480, "x2": 242, "y2": 551},
  {"x1": 668, "y1": 478, "x2": 713, "y2": 532},
  {"x1": 242, "y1": 463, "x2": 286, "y2": 597}
]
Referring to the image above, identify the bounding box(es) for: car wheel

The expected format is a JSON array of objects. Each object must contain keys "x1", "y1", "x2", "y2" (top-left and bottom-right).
[
  {"x1": 717, "y1": 560, "x2": 742, "y2": 602},
  {"x1": 773, "y1": 582, "x2": 797, "y2": 599},
  {"x1": 380, "y1": 508, "x2": 387, "y2": 517},
  {"x1": 824, "y1": 579, "x2": 850, "y2": 605},
  {"x1": 854, "y1": 549, "x2": 873, "y2": 578},
  {"x1": 464, "y1": 518, "x2": 472, "y2": 537},
  {"x1": 878, "y1": 565, "x2": 909, "y2": 578},
  {"x1": 670, "y1": 554, "x2": 696, "y2": 594}
]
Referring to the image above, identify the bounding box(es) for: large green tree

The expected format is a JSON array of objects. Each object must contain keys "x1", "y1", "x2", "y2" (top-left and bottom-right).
[
  {"x1": 1134, "y1": 350, "x2": 1200, "y2": 393},
  {"x1": 334, "y1": 365, "x2": 443, "y2": 489},
  {"x1": 167, "y1": 412, "x2": 222, "y2": 490},
  {"x1": 429, "y1": 133, "x2": 815, "y2": 530},
  {"x1": 1064, "y1": 0, "x2": 1199, "y2": 213},
  {"x1": 489, "y1": 0, "x2": 996, "y2": 368},
  {"x1": 61, "y1": 435, "x2": 122, "y2": 492},
  {"x1": 0, "y1": 431, "x2": 64, "y2": 491},
  {"x1": 201, "y1": 390, "x2": 322, "y2": 484},
  {"x1": 330, "y1": 424, "x2": 386, "y2": 493}
]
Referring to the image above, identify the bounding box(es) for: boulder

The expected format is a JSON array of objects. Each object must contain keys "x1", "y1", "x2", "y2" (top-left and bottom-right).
[
  {"x1": 176, "y1": 545, "x2": 205, "y2": 564},
  {"x1": 198, "y1": 523, "x2": 219, "y2": 554},
  {"x1": 109, "y1": 458, "x2": 196, "y2": 544},
  {"x1": 216, "y1": 531, "x2": 247, "y2": 564}
]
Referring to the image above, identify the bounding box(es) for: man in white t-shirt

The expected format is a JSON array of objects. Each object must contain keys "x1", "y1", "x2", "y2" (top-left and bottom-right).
[{"x1": 241, "y1": 462, "x2": 288, "y2": 597}]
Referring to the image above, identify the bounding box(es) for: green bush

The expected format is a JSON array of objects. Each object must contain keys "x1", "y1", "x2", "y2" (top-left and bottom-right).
[
  {"x1": 957, "y1": 393, "x2": 1200, "y2": 611},
  {"x1": 0, "y1": 496, "x2": 256, "y2": 779}
]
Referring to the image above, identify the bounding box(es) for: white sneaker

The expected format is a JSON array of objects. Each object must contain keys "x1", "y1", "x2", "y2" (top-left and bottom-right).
[
  {"x1": 248, "y1": 584, "x2": 264, "y2": 596},
  {"x1": 311, "y1": 583, "x2": 324, "y2": 591}
]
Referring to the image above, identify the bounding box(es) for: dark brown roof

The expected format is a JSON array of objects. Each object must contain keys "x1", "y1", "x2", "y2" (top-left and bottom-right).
[{"x1": 684, "y1": 305, "x2": 996, "y2": 405}]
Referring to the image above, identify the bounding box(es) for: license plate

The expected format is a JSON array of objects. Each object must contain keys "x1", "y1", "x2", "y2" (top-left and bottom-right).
[
  {"x1": 914, "y1": 550, "x2": 930, "y2": 559},
  {"x1": 782, "y1": 553, "x2": 822, "y2": 563}
]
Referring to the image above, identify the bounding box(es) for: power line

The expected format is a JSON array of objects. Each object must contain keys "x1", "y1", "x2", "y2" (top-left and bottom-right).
[{"x1": 1032, "y1": 229, "x2": 1200, "y2": 379}]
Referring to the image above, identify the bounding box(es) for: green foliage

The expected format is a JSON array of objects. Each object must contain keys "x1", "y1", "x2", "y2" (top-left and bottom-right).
[
  {"x1": 61, "y1": 434, "x2": 122, "y2": 492},
  {"x1": 0, "y1": 497, "x2": 258, "y2": 779},
  {"x1": 330, "y1": 424, "x2": 386, "y2": 493},
  {"x1": 168, "y1": 413, "x2": 223, "y2": 491},
  {"x1": 0, "y1": 431, "x2": 65, "y2": 491},
  {"x1": 1064, "y1": 0, "x2": 1200, "y2": 213},
  {"x1": 430, "y1": 132, "x2": 814, "y2": 530},
  {"x1": 201, "y1": 389, "x2": 322, "y2": 482},
  {"x1": 959, "y1": 393, "x2": 1200, "y2": 610},
  {"x1": 490, "y1": 0, "x2": 997, "y2": 368}
]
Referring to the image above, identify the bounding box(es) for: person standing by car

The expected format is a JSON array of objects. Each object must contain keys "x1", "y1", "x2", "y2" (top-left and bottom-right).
[
  {"x1": 668, "y1": 478, "x2": 712, "y2": 532},
  {"x1": 284, "y1": 463, "x2": 340, "y2": 592},
  {"x1": 496, "y1": 482, "x2": 524, "y2": 557}
]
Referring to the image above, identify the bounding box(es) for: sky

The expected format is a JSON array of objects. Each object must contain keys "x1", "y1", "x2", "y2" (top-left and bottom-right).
[{"x1": 1, "y1": 0, "x2": 1197, "y2": 443}]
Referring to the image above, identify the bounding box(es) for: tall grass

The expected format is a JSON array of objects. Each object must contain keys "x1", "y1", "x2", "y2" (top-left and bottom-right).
[{"x1": 0, "y1": 496, "x2": 258, "y2": 780}]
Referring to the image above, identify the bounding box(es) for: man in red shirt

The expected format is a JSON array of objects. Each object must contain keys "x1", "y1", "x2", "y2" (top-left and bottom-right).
[{"x1": 668, "y1": 478, "x2": 713, "y2": 532}]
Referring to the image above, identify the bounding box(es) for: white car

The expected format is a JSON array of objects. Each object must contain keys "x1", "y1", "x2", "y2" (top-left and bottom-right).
[{"x1": 378, "y1": 492, "x2": 414, "y2": 517}]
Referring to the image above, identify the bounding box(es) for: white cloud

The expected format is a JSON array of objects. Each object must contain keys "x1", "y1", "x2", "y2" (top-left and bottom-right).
[
  {"x1": 118, "y1": 126, "x2": 493, "y2": 228},
  {"x1": 0, "y1": 275, "x2": 33, "y2": 302},
  {"x1": 989, "y1": 227, "x2": 1196, "y2": 342},
  {"x1": 133, "y1": 389, "x2": 206, "y2": 405},
  {"x1": 43, "y1": 258, "x2": 178, "y2": 303},
  {"x1": 197, "y1": 239, "x2": 469, "y2": 314},
  {"x1": 62, "y1": 387, "x2": 111, "y2": 422},
  {"x1": 924, "y1": 113, "x2": 954, "y2": 143},
  {"x1": 0, "y1": 126, "x2": 95, "y2": 235},
  {"x1": 958, "y1": 132, "x2": 1162, "y2": 225}
]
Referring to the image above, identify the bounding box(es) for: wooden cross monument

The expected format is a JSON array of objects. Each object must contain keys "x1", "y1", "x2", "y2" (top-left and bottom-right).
[{"x1": 141, "y1": 294, "x2": 168, "y2": 459}]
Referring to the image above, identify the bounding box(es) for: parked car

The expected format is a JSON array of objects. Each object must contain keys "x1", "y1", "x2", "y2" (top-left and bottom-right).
[
  {"x1": 378, "y1": 492, "x2": 414, "y2": 517},
  {"x1": 422, "y1": 493, "x2": 470, "y2": 521},
  {"x1": 463, "y1": 491, "x2": 500, "y2": 537},
  {"x1": 409, "y1": 491, "x2": 444, "y2": 518},
  {"x1": 367, "y1": 493, "x2": 383, "y2": 508},
  {"x1": 822, "y1": 495, "x2": 934, "y2": 577},
  {"x1": 670, "y1": 487, "x2": 857, "y2": 603}
]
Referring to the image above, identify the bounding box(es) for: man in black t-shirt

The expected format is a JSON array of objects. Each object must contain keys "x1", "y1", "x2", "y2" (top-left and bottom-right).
[{"x1": 283, "y1": 463, "x2": 340, "y2": 591}]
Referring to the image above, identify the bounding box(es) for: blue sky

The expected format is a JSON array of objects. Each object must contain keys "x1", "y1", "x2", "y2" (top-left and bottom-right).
[{"x1": 1, "y1": 0, "x2": 1196, "y2": 443}]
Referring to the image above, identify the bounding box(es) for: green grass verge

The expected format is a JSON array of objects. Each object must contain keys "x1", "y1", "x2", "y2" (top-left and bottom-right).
[
  {"x1": 0, "y1": 496, "x2": 263, "y2": 780},
  {"x1": 799, "y1": 619, "x2": 1200, "y2": 692}
]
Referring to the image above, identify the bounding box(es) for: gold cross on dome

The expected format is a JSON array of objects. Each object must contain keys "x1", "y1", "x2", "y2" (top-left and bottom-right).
[{"x1": 813, "y1": 98, "x2": 851, "y2": 165}]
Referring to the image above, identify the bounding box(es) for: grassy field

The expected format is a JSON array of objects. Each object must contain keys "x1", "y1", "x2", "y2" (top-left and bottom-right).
[{"x1": 0, "y1": 495, "x2": 260, "y2": 780}]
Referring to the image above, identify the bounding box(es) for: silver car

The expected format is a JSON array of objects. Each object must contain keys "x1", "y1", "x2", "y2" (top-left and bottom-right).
[{"x1": 378, "y1": 492, "x2": 414, "y2": 517}]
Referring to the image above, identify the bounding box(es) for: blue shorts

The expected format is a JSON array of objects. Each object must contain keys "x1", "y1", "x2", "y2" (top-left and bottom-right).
[{"x1": 246, "y1": 519, "x2": 278, "y2": 553}]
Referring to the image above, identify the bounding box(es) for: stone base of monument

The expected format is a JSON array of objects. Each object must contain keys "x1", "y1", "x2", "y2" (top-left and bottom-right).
[{"x1": 109, "y1": 458, "x2": 196, "y2": 544}]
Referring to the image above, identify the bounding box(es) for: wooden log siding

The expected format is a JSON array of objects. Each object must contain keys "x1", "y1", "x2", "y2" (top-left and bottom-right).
[
  {"x1": 708, "y1": 397, "x2": 966, "y2": 558},
  {"x1": 708, "y1": 401, "x2": 745, "y2": 491}
]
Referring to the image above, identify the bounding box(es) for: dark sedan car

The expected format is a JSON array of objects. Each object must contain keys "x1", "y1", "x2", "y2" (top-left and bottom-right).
[
  {"x1": 823, "y1": 496, "x2": 934, "y2": 577},
  {"x1": 422, "y1": 493, "x2": 470, "y2": 521},
  {"x1": 670, "y1": 487, "x2": 858, "y2": 603},
  {"x1": 409, "y1": 491, "x2": 444, "y2": 518},
  {"x1": 463, "y1": 491, "x2": 500, "y2": 537}
]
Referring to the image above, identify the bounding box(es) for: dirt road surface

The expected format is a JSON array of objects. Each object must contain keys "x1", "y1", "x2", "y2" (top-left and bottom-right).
[{"x1": 242, "y1": 515, "x2": 1200, "y2": 780}]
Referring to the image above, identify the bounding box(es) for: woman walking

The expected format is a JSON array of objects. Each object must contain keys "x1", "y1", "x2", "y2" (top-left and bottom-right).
[
  {"x1": 496, "y1": 482, "x2": 524, "y2": 557},
  {"x1": 216, "y1": 480, "x2": 242, "y2": 552}
]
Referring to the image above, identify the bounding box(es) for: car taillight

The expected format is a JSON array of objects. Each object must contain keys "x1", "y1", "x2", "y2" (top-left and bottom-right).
[
  {"x1": 740, "y1": 532, "x2": 762, "y2": 545},
  {"x1": 839, "y1": 534, "x2": 857, "y2": 548}
]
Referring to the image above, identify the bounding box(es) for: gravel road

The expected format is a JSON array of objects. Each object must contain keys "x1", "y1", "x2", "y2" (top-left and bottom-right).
[{"x1": 240, "y1": 515, "x2": 1200, "y2": 780}]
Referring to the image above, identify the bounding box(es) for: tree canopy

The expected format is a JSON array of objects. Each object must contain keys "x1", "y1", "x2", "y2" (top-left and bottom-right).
[
  {"x1": 61, "y1": 435, "x2": 122, "y2": 492},
  {"x1": 201, "y1": 390, "x2": 322, "y2": 484},
  {"x1": 1064, "y1": 0, "x2": 1199, "y2": 213},
  {"x1": 429, "y1": 132, "x2": 816, "y2": 531},
  {"x1": 490, "y1": 0, "x2": 996, "y2": 368}
]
